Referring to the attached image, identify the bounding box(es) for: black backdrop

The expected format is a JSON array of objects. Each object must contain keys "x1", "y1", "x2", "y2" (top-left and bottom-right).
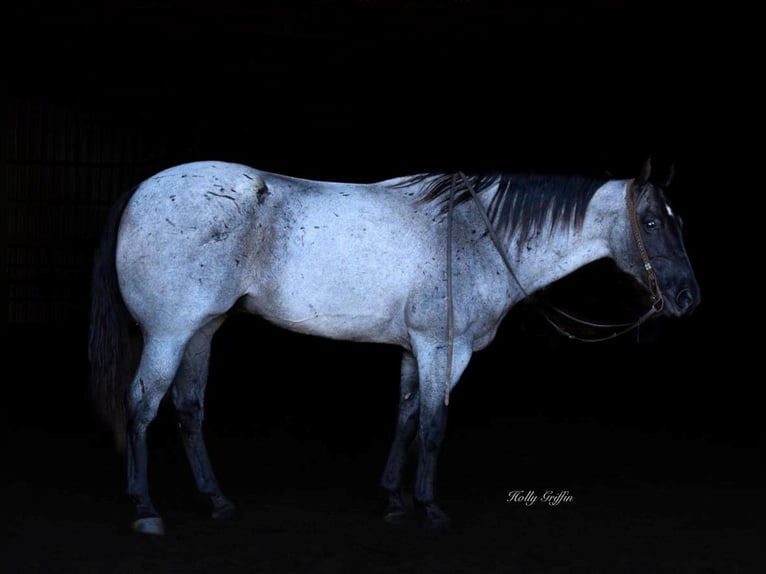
[
  {"x1": 0, "y1": 4, "x2": 762, "y2": 574},
  {"x1": 1, "y1": 4, "x2": 759, "y2": 571},
  {"x1": 4, "y1": 0, "x2": 749, "y2": 440}
]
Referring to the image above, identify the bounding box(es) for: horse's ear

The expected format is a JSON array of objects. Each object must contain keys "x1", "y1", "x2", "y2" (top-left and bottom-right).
[
  {"x1": 663, "y1": 162, "x2": 675, "y2": 188},
  {"x1": 636, "y1": 156, "x2": 652, "y2": 185}
]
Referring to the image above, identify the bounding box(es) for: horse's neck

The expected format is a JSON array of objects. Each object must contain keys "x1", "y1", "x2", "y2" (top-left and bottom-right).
[{"x1": 500, "y1": 179, "x2": 628, "y2": 295}]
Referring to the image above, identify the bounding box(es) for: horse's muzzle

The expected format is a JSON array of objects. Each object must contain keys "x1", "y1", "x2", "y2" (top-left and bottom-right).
[{"x1": 664, "y1": 286, "x2": 701, "y2": 317}]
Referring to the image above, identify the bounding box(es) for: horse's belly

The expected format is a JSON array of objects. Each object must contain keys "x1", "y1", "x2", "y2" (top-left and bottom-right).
[
  {"x1": 263, "y1": 305, "x2": 405, "y2": 345},
  {"x1": 244, "y1": 259, "x2": 412, "y2": 345},
  {"x1": 243, "y1": 226, "x2": 427, "y2": 345}
]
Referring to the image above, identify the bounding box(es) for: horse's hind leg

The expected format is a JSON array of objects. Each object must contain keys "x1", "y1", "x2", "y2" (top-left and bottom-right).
[
  {"x1": 126, "y1": 335, "x2": 188, "y2": 535},
  {"x1": 380, "y1": 350, "x2": 419, "y2": 523},
  {"x1": 170, "y1": 317, "x2": 236, "y2": 521}
]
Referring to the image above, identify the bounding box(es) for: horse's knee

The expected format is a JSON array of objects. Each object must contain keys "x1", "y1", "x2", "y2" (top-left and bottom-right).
[
  {"x1": 174, "y1": 400, "x2": 203, "y2": 434},
  {"x1": 422, "y1": 435, "x2": 441, "y2": 453},
  {"x1": 419, "y1": 406, "x2": 448, "y2": 448},
  {"x1": 127, "y1": 404, "x2": 158, "y2": 436}
]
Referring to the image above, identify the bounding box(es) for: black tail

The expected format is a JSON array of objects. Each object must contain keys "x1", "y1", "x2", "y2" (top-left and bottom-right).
[{"x1": 88, "y1": 185, "x2": 143, "y2": 452}]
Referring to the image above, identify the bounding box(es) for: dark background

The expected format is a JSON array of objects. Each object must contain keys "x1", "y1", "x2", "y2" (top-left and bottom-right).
[{"x1": 2, "y1": 2, "x2": 759, "y2": 573}]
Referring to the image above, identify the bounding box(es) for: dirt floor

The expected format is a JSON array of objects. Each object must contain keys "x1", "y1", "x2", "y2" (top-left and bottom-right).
[{"x1": 2, "y1": 412, "x2": 760, "y2": 574}]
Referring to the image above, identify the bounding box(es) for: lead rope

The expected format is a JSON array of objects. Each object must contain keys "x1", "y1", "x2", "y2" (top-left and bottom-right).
[{"x1": 452, "y1": 172, "x2": 663, "y2": 344}]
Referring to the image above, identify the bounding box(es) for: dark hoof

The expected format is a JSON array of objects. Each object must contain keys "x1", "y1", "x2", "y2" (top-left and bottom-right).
[
  {"x1": 384, "y1": 509, "x2": 414, "y2": 525},
  {"x1": 423, "y1": 515, "x2": 451, "y2": 531},
  {"x1": 132, "y1": 516, "x2": 166, "y2": 535},
  {"x1": 382, "y1": 490, "x2": 414, "y2": 525},
  {"x1": 421, "y1": 503, "x2": 451, "y2": 531},
  {"x1": 212, "y1": 503, "x2": 238, "y2": 522}
]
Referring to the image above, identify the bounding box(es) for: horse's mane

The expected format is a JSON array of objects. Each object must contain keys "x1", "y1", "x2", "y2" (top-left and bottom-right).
[{"x1": 393, "y1": 172, "x2": 608, "y2": 243}]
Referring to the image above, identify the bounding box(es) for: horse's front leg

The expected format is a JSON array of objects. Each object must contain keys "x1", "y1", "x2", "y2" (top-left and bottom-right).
[
  {"x1": 414, "y1": 387, "x2": 451, "y2": 529},
  {"x1": 380, "y1": 351, "x2": 419, "y2": 522},
  {"x1": 413, "y1": 340, "x2": 473, "y2": 530},
  {"x1": 171, "y1": 317, "x2": 236, "y2": 522}
]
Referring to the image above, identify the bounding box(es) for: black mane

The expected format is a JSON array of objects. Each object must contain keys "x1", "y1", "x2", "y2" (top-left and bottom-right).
[{"x1": 394, "y1": 172, "x2": 608, "y2": 243}]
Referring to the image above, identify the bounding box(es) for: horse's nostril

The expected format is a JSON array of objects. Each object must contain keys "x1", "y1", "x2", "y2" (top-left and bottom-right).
[{"x1": 676, "y1": 289, "x2": 694, "y2": 310}]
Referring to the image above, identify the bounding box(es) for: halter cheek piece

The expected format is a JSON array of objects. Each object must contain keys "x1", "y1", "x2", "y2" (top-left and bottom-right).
[{"x1": 625, "y1": 179, "x2": 664, "y2": 313}]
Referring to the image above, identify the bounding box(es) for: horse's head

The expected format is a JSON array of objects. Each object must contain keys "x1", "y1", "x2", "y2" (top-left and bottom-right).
[{"x1": 611, "y1": 159, "x2": 701, "y2": 318}]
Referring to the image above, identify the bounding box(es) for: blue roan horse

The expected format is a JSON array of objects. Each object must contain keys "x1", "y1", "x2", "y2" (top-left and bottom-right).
[{"x1": 89, "y1": 158, "x2": 700, "y2": 534}]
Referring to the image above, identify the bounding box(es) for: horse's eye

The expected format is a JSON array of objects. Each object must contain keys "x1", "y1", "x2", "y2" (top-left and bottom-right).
[{"x1": 644, "y1": 219, "x2": 658, "y2": 231}]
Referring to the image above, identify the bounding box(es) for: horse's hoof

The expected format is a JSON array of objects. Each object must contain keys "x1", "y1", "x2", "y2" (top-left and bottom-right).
[
  {"x1": 423, "y1": 515, "x2": 451, "y2": 531},
  {"x1": 383, "y1": 509, "x2": 413, "y2": 525},
  {"x1": 383, "y1": 490, "x2": 413, "y2": 525},
  {"x1": 212, "y1": 503, "x2": 237, "y2": 522},
  {"x1": 421, "y1": 504, "x2": 451, "y2": 531},
  {"x1": 132, "y1": 516, "x2": 166, "y2": 535}
]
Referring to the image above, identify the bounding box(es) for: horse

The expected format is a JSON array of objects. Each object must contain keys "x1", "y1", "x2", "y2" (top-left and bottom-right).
[{"x1": 88, "y1": 158, "x2": 700, "y2": 535}]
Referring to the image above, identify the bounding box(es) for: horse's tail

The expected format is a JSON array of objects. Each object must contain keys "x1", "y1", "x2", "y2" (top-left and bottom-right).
[{"x1": 88, "y1": 185, "x2": 142, "y2": 452}]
